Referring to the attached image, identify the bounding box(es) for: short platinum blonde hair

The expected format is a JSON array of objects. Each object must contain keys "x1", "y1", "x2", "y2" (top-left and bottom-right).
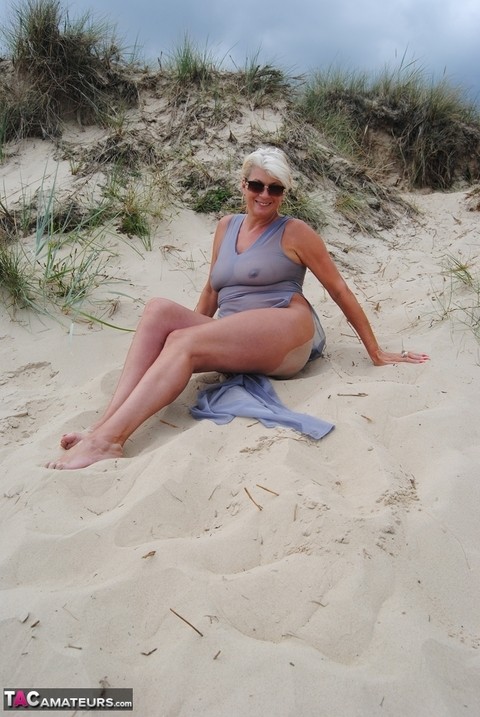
[{"x1": 241, "y1": 147, "x2": 293, "y2": 190}]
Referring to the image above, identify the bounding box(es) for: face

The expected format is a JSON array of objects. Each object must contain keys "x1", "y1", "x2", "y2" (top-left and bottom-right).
[{"x1": 242, "y1": 167, "x2": 285, "y2": 219}]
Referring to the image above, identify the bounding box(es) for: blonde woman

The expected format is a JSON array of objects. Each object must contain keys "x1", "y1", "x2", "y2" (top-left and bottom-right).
[{"x1": 47, "y1": 147, "x2": 428, "y2": 469}]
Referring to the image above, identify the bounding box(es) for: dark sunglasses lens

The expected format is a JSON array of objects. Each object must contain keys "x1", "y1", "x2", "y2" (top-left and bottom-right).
[
  {"x1": 247, "y1": 181, "x2": 264, "y2": 193},
  {"x1": 268, "y1": 185, "x2": 285, "y2": 196},
  {"x1": 247, "y1": 180, "x2": 284, "y2": 196}
]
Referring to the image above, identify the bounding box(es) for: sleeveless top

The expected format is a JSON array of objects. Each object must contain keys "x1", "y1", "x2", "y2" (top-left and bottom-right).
[{"x1": 210, "y1": 214, "x2": 326, "y2": 360}]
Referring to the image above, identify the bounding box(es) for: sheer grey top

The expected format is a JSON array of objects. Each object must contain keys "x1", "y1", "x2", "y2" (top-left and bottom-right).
[{"x1": 210, "y1": 214, "x2": 325, "y2": 359}]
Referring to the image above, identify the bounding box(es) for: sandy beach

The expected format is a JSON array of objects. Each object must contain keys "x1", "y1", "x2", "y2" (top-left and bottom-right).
[{"x1": 1, "y1": 121, "x2": 480, "y2": 716}]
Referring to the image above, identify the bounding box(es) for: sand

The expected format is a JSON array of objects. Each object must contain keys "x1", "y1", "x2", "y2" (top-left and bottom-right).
[{"x1": 1, "y1": 133, "x2": 479, "y2": 716}]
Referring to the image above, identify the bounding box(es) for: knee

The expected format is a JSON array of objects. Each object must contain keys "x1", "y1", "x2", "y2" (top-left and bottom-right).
[
  {"x1": 142, "y1": 297, "x2": 176, "y2": 320},
  {"x1": 140, "y1": 298, "x2": 187, "y2": 331},
  {"x1": 163, "y1": 327, "x2": 194, "y2": 359}
]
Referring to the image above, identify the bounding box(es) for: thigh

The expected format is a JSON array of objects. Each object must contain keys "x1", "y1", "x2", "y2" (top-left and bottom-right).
[
  {"x1": 174, "y1": 303, "x2": 315, "y2": 375},
  {"x1": 271, "y1": 338, "x2": 314, "y2": 378},
  {"x1": 142, "y1": 297, "x2": 214, "y2": 333}
]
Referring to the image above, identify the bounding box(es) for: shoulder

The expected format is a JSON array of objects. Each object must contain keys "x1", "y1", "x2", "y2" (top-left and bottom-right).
[
  {"x1": 282, "y1": 217, "x2": 328, "y2": 257},
  {"x1": 215, "y1": 213, "x2": 236, "y2": 234},
  {"x1": 221, "y1": 212, "x2": 245, "y2": 224},
  {"x1": 211, "y1": 214, "x2": 238, "y2": 261},
  {"x1": 283, "y1": 216, "x2": 321, "y2": 237},
  {"x1": 285, "y1": 215, "x2": 315, "y2": 233},
  {"x1": 216, "y1": 213, "x2": 232, "y2": 232},
  {"x1": 219, "y1": 213, "x2": 236, "y2": 226},
  {"x1": 282, "y1": 218, "x2": 343, "y2": 285},
  {"x1": 215, "y1": 213, "x2": 242, "y2": 236}
]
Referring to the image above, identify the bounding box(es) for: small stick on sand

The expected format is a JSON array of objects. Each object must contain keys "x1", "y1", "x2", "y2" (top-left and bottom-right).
[
  {"x1": 159, "y1": 419, "x2": 179, "y2": 428},
  {"x1": 244, "y1": 487, "x2": 263, "y2": 511},
  {"x1": 142, "y1": 550, "x2": 156, "y2": 559},
  {"x1": 169, "y1": 608, "x2": 204, "y2": 637},
  {"x1": 337, "y1": 392, "x2": 368, "y2": 397},
  {"x1": 256, "y1": 484, "x2": 280, "y2": 496}
]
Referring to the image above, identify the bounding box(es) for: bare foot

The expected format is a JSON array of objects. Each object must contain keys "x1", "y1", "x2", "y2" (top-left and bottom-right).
[
  {"x1": 46, "y1": 435, "x2": 123, "y2": 470},
  {"x1": 61, "y1": 430, "x2": 91, "y2": 450}
]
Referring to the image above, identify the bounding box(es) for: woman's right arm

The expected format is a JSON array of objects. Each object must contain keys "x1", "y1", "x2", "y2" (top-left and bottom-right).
[
  {"x1": 195, "y1": 283, "x2": 218, "y2": 317},
  {"x1": 194, "y1": 215, "x2": 231, "y2": 317}
]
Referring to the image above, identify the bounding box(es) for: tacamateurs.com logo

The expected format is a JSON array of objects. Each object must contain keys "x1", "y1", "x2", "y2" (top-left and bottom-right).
[{"x1": 3, "y1": 688, "x2": 133, "y2": 711}]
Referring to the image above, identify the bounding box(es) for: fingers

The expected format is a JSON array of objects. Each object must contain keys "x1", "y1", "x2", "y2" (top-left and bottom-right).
[
  {"x1": 375, "y1": 349, "x2": 430, "y2": 365},
  {"x1": 401, "y1": 351, "x2": 430, "y2": 363}
]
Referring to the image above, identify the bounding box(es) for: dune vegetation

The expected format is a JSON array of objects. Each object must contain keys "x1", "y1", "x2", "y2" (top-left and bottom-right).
[{"x1": 1, "y1": 0, "x2": 479, "y2": 332}]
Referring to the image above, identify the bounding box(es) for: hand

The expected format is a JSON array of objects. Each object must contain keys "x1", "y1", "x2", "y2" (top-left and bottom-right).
[{"x1": 371, "y1": 348, "x2": 430, "y2": 366}]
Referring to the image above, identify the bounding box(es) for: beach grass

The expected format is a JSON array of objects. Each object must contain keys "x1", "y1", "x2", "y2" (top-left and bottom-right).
[
  {"x1": 163, "y1": 33, "x2": 219, "y2": 90},
  {"x1": 0, "y1": 0, "x2": 138, "y2": 139},
  {"x1": 0, "y1": 241, "x2": 36, "y2": 308},
  {"x1": 427, "y1": 254, "x2": 480, "y2": 342},
  {"x1": 296, "y1": 62, "x2": 480, "y2": 188},
  {"x1": 235, "y1": 50, "x2": 292, "y2": 108}
]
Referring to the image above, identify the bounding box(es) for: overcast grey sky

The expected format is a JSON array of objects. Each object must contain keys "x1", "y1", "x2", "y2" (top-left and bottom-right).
[{"x1": 1, "y1": 0, "x2": 479, "y2": 103}]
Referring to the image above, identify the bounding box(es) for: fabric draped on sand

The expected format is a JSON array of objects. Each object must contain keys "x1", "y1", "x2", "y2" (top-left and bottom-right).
[{"x1": 190, "y1": 373, "x2": 334, "y2": 440}]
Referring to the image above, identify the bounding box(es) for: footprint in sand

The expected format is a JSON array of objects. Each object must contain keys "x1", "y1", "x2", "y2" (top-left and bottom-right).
[
  {"x1": 0, "y1": 361, "x2": 58, "y2": 388},
  {"x1": 0, "y1": 363, "x2": 59, "y2": 446}
]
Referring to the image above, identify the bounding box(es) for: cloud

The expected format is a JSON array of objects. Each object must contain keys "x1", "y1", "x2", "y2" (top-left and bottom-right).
[{"x1": 0, "y1": 0, "x2": 478, "y2": 101}]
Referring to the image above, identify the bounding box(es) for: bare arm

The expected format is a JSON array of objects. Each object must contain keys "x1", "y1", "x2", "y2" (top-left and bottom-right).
[
  {"x1": 195, "y1": 282, "x2": 218, "y2": 317},
  {"x1": 194, "y1": 215, "x2": 231, "y2": 317},
  {"x1": 284, "y1": 219, "x2": 429, "y2": 365}
]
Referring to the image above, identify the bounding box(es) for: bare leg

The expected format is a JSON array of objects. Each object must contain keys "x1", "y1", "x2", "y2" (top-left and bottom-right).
[
  {"x1": 61, "y1": 298, "x2": 212, "y2": 448},
  {"x1": 47, "y1": 301, "x2": 314, "y2": 470}
]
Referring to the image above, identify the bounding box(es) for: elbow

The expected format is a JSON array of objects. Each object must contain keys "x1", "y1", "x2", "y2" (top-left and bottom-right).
[
  {"x1": 196, "y1": 289, "x2": 218, "y2": 317},
  {"x1": 329, "y1": 282, "x2": 353, "y2": 305}
]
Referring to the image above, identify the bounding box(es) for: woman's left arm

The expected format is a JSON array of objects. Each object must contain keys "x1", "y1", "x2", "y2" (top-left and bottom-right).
[{"x1": 286, "y1": 220, "x2": 429, "y2": 365}]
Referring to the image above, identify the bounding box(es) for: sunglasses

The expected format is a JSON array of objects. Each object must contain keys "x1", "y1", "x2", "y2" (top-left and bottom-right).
[{"x1": 244, "y1": 179, "x2": 285, "y2": 197}]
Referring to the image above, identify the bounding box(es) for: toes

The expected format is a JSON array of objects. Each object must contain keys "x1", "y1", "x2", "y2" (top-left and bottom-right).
[
  {"x1": 60, "y1": 434, "x2": 74, "y2": 449},
  {"x1": 60, "y1": 432, "x2": 84, "y2": 450},
  {"x1": 45, "y1": 460, "x2": 64, "y2": 470}
]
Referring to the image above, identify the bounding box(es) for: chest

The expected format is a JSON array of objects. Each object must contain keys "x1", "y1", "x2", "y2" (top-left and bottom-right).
[{"x1": 235, "y1": 225, "x2": 266, "y2": 254}]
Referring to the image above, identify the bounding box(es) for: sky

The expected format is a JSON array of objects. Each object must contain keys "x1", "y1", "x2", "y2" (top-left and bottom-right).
[{"x1": 1, "y1": 0, "x2": 479, "y2": 104}]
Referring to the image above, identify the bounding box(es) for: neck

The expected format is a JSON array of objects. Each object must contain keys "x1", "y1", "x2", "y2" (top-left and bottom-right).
[{"x1": 243, "y1": 211, "x2": 280, "y2": 231}]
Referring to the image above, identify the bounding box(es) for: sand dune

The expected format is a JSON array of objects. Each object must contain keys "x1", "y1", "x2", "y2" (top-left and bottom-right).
[{"x1": 1, "y1": 131, "x2": 479, "y2": 716}]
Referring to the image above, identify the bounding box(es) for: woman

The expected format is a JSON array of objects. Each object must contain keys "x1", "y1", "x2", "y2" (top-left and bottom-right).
[{"x1": 46, "y1": 147, "x2": 428, "y2": 469}]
